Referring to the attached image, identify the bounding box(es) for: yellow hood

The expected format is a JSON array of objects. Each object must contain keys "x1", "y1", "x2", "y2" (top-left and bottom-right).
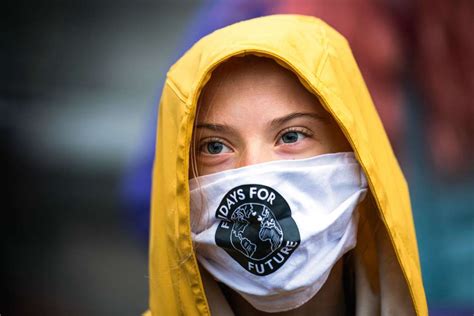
[{"x1": 147, "y1": 15, "x2": 427, "y2": 315}]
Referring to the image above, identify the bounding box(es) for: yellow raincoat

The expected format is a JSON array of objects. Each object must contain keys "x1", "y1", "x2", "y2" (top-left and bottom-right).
[{"x1": 146, "y1": 15, "x2": 427, "y2": 315}]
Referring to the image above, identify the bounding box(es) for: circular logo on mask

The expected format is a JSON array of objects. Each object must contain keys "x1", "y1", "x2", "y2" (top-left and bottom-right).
[{"x1": 215, "y1": 184, "x2": 300, "y2": 276}]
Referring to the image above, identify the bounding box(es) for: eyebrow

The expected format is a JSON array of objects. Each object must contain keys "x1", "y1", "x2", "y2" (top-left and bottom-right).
[
  {"x1": 195, "y1": 112, "x2": 328, "y2": 133},
  {"x1": 269, "y1": 112, "x2": 328, "y2": 128},
  {"x1": 195, "y1": 123, "x2": 236, "y2": 134}
]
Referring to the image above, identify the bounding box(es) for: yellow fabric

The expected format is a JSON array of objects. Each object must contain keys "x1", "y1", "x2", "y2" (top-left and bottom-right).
[{"x1": 148, "y1": 15, "x2": 427, "y2": 315}]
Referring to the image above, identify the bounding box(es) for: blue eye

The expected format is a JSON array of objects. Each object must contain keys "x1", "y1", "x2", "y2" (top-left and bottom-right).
[
  {"x1": 281, "y1": 131, "x2": 305, "y2": 144},
  {"x1": 207, "y1": 142, "x2": 224, "y2": 154},
  {"x1": 204, "y1": 141, "x2": 231, "y2": 154}
]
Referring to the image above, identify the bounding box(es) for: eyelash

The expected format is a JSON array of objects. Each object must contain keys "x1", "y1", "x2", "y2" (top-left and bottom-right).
[
  {"x1": 197, "y1": 126, "x2": 313, "y2": 154},
  {"x1": 198, "y1": 137, "x2": 232, "y2": 153},
  {"x1": 275, "y1": 127, "x2": 313, "y2": 144}
]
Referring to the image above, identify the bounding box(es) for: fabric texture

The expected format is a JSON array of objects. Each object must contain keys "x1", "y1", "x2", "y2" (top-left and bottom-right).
[{"x1": 147, "y1": 14, "x2": 427, "y2": 315}]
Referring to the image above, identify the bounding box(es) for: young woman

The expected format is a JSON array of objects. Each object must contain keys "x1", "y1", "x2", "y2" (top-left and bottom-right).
[{"x1": 145, "y1": 15, "x2": 427, "y2": 315}]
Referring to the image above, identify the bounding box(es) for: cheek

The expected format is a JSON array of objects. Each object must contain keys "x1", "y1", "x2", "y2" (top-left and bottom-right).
[
  {"x1": 197, "y1": 154, "x2": 236, "y2": 176},
  {"x1": 320, "y1": 124, "x2": 351, "y2": 153},
  {"x1": 276, "y1": 138, "x2": 328, "y2": 158}
]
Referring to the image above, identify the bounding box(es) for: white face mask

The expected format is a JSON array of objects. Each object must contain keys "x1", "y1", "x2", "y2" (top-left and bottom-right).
[{"x1": 190, "y1": 152, "x2": 368, "y2": 313}]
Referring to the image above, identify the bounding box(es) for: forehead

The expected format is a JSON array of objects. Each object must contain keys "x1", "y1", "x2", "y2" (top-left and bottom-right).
[{"x1": 198, "y1": 56, "x2": 329, "y2": 121}]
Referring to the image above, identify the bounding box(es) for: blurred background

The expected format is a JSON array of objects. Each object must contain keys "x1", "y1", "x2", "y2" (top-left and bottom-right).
[{"x1": 2, "y1": 0, "x2": 473, "y2": 315}]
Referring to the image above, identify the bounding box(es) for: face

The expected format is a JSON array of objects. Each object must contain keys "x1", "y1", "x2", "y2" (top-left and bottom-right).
[{"x1": 192, "y1": 57, "x2": 351, "y2": 176}]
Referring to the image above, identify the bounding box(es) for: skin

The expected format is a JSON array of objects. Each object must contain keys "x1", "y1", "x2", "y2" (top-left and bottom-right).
[
  {"x1": 192, "y1": 56, "x2": 351, "y2": 176},
  {"x1": 191, "y1": 56, "x2": 352, "y2": 315}
]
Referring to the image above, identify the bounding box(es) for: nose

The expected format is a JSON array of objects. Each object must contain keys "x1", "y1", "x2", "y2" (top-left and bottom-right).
[{"x1": 236, "y1": 142, "x2": 275, "y2": 168}]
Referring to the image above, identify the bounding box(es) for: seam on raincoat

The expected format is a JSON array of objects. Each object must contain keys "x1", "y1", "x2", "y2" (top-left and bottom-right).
[
  {"x1": 159, "y1": 83, "x2": 187, "y2": 315},
  {"x1": 315, "y1": 21, "x2": 330, "y2": 80},
  {"x1": 166, "y1": 77, "x2": 188, "y2": 104}
]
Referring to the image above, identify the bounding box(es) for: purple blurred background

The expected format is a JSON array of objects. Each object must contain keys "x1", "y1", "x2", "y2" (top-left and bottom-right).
[{"x1": 2, "y1": 0, "x2": 473, "y2": 314}]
